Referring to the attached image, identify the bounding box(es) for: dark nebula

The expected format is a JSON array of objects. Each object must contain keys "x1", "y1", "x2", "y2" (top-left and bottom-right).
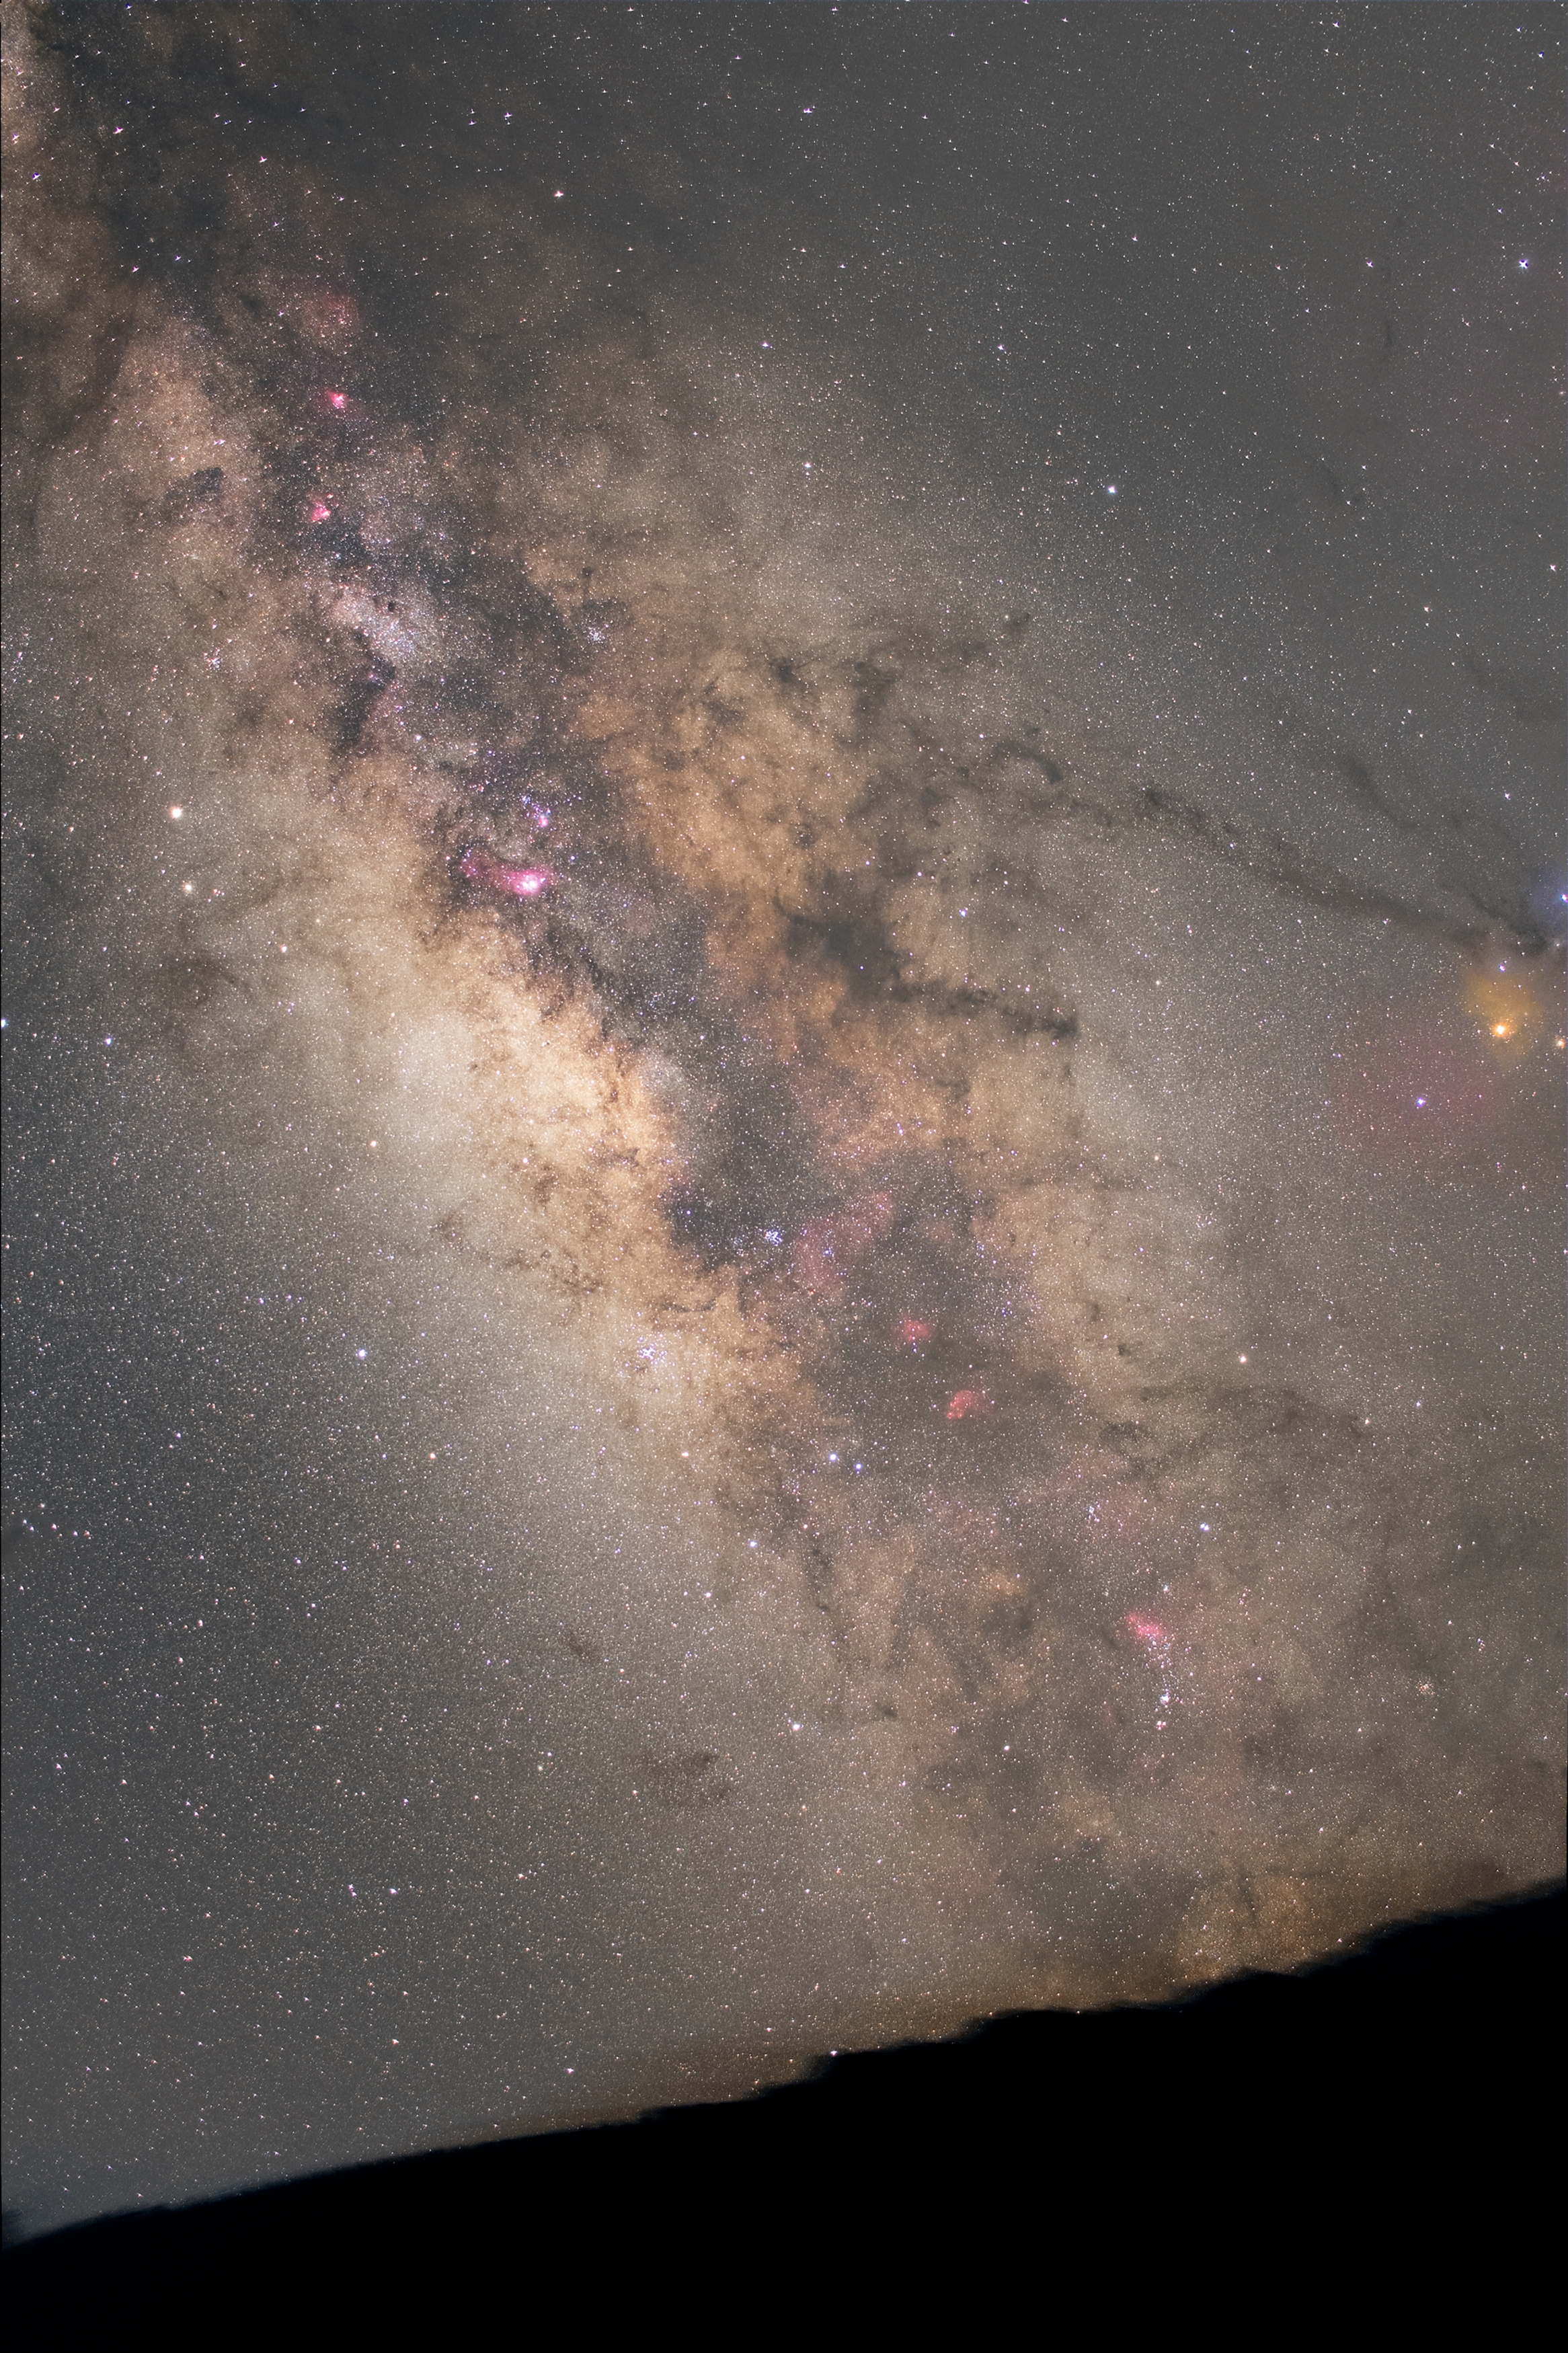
[{"x1": 3, "y1": 2, "x2": 1563, "y2": 2234}]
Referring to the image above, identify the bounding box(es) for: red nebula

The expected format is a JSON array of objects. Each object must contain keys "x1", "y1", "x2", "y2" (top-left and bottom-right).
[
  {"x1": 896, "y1": 1318, "x2": 933, "y2": 1350},
  {"x1": 1126, "y1": 1614, "x2": 1168, "y2": 1649},
  {"x1": 460, "y1": 846, "x2": 555, "y2": 900},
  {"x1": 945, "y1": 1388, "x2": 993, "y2": 1422},
  {"x1": 309, "y1": 385, "x2": 368, "y2": 422},
  {"x1": 309, "y1": 500, "x2": 333, "y2": 525}
]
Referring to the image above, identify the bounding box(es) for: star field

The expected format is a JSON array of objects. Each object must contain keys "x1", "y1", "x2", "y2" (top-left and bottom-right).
[{"x1": 3, "y1": 3, "x2": 1563, "y2": 2235}]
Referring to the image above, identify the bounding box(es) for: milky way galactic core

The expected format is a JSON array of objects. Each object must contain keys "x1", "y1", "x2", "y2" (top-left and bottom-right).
[{"x1": 4, "y1": 3, "x2": 1563, "y2": 2232}]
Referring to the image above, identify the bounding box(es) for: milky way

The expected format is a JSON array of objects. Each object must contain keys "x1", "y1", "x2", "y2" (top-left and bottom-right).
[{"x1": 4, "y1": 3, "x2": 1563, "y2": 2232}]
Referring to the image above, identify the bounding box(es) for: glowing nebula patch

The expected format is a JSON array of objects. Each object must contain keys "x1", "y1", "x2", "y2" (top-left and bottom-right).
[
  {"x1": 309, "y1": 385, "x2": 368, "y2": 422},
  {"x1": 459, "y1": 845, "x2": 555, "y2": 900}
]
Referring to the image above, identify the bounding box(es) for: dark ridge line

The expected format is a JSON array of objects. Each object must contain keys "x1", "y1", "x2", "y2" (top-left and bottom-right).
[{"x1": 4, "y1": 1886, "x2": 1560, "y2": 2269}]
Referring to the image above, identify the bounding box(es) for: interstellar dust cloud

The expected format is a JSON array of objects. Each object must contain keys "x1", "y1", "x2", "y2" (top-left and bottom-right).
[{"x1": 4, "y1": 4, "x2": 1563, "y2": 2225}]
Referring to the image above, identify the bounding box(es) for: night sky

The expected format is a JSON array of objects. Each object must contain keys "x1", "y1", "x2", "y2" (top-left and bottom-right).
[{"x1": 3, "y1": 1, "x2": 1563, "y2": 2235}]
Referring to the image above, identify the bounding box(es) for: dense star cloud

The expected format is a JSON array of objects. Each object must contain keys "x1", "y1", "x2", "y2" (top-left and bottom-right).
[{"x1": 3, "y1": 3, "x2": 1563, "y2": 2233}]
